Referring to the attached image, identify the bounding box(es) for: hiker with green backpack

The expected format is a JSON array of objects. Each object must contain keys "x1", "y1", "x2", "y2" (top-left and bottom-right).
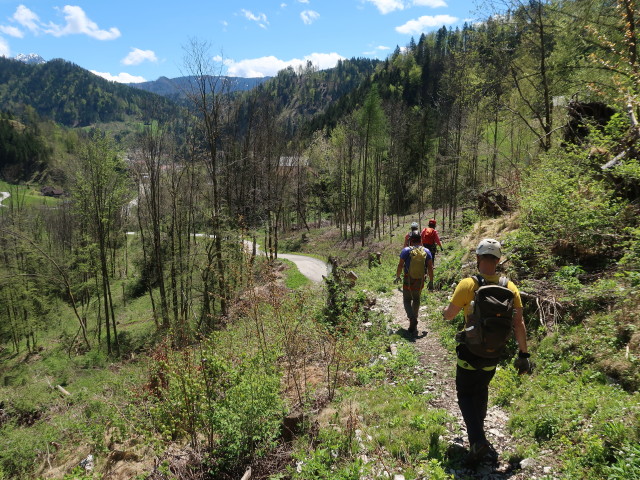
[
  {"x1": 442, "y1": 238, "x2": 532, "y2": 467},
  {"x1": 395, "y1": 231, "x2": 434, "y2": 335}
]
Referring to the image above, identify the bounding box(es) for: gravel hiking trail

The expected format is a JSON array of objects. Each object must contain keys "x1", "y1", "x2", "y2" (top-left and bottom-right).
[{"x1": 373, "y1": 288, "x2": 554, "y2": 480}]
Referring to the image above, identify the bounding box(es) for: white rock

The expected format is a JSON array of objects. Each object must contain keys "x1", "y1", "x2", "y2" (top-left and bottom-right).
[
  {"x1": 543, "y1": 466, "x2": 552, "y2": 474},
  {"x1": 520, "y1": 458, "x2": 536, "y2": 469},
  {"x1": 393, "y1": 475, "x2": 405, "y2": 480}
]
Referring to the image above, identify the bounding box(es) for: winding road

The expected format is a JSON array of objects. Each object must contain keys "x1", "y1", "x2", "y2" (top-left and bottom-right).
[
  {"x1": 245, "y1": 240, "x2": 328, "y2": 283},
  {"x1": 127, "y1": 235, "x2": 328, "y2": 284},
  {"x1": 276, "y1": 252, "x2": 328, "y2": 283}
]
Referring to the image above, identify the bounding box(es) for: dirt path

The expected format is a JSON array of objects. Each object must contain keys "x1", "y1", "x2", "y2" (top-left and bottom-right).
[{"x1": 378, "y1": 288, "x2": 551, "y2": 479}]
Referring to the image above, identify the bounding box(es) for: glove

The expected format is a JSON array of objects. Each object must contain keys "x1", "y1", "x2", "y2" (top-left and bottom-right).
[
  {"x1": 514, "y1": 351, "x2": 533, "y2": 375},
  {"x1": 440, "y1": 245, "x2": 444, "y2": 252},
  {"x1": 427, "y1": 280, "x2": 434, "y2": 291},
  {"x1": 394, "y1": 276, "x2": 402, "y2": 284}
]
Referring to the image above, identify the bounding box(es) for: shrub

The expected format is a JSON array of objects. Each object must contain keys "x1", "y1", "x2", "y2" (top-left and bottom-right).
[
  {"x1": 604, "y1": 443, "x2": 640, "y2": 480},
  {"x1": 148, "y1": 346, "x2": 284, "y2": 476},
  {"x1": 513, "y1": 146, "x2": 625, "y2": 274}
]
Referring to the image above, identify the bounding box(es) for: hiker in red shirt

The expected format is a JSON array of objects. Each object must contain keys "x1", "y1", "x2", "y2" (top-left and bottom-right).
[{"x1": 421, "y1": 219, "x2": 443, "y2": 263}]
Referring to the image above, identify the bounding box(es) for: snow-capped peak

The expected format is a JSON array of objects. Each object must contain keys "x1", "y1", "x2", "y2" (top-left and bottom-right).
[{"x1": 14, "y1": 53, "x2": 46, "y2": 65}]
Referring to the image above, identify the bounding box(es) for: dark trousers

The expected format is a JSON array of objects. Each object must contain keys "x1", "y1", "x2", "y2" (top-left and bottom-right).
[
  {"x1": 402, "y1": 288, "x2": 421, "y2": 325},
  {"x1": 455, "y1": 364, "x2": 496, "y2": 445},
  {"x1": 425, "y1": 244, "x2": 437, "y2": 263}
]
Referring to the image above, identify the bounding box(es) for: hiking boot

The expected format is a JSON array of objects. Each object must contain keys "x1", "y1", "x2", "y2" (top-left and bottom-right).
[
  {"x1": 464, "y1": 441, "x2": 490, "y2": 467},
  {"x1": 407, "y1": 320, "x2": 418, "y2": 335},
  {"x1": 484, "y1": 442, "x2": 499, "y2": 464}
]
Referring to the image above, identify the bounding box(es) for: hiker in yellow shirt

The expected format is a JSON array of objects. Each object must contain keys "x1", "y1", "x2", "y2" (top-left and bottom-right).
[{"x1": 442, "y1": 238, "x2": 530, "y2": 467}]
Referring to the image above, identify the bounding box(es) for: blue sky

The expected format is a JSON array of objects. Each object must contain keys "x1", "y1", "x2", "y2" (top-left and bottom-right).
[{"x1": 0, "y1": 1, "x2": 484, "y2": 83}]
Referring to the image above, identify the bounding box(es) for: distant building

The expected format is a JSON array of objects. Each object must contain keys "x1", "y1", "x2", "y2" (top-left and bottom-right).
[
  {"x1": 276, "y1": 156, "x2": 310, "y2": 179},
  {"x1": 278, "y1": 156, "x2": 309, "y2": 168},
  {"x1": 41, "y1": 186, "x2": 64, "y2": 197}
]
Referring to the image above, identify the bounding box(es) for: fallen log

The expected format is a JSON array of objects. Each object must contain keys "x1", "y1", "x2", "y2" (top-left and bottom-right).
[{"x1": 56, "y1": 385, "x2": 71, "y2": 396}]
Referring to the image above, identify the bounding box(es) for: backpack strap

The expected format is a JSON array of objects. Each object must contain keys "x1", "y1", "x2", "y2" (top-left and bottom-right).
[
  {"x1": 472, "y1": 274, "x2": 486, "y2": 288},
  {"x1": 498, "y1": 276, "x2": 509, "y2": 287}
]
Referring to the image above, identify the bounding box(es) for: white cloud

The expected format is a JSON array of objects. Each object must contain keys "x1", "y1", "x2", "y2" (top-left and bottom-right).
[
  {"x1": 366, "y1": 0, "x2": 405, "y2": 14},
  {"x1": 241, "y1": 9, "x2": 268, "y2": 28},
  {"x1": 363, "y1": 45, "x2": 391, "y2": 55},
  {"x1": 297, "y1": 0, "x2": 310, "y2": 3},
  {"x1": 13, "y1": 5, "x2": 40, "y2": 33},
  {"x1": 122, "y1": 48, "x2": 158, "y2": 66},
  {"x1": 0, "y1": 37, "x2": 10, "y2": 57},
  {"x1": 44, "y1": 6, "x2": 120, "y2": 40},
  {"x1": 221, "y1": 52, "x2": 345, "y2": 78},
  {"x1": 395, "y1": 14, "x2": 458, "y2": 34},
  {"x1": 300, "y1": 10, "x2": 320, "y2": 25},
  {"x1": 0, "y1": 25, "x2": 23, "y2": 38},
  {"x1": 91, "y1": 70, "x2": 146, "y2": 83},
  {"x1": 413, "y1": 0, "x2": 447, "y2": 7}
]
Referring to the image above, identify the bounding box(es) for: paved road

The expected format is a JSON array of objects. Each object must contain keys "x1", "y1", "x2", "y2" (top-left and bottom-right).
[
  {"x1": 124, "y1": 236, "x2": 328, "y2": 284},
  {"x1": 277, "y1": 253, "x2": 328, "y2": 283},
  {"x1": 245, "y1": 240, "x2": 328, "y2": 283}
]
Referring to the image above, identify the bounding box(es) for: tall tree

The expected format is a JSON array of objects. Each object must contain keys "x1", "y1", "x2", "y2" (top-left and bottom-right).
[
  {"x1": 132, "y1": 123, "x2": 171, "y2": 330},
  {"x1": 72, "y1": 130, "x2": 128, "y2": 355},
  {"x1": 183, "y1": 40, "x2": 231, "y2": 323},
  {"x1": 357, "y1": 85, "x2": 388, "y2": 246}
]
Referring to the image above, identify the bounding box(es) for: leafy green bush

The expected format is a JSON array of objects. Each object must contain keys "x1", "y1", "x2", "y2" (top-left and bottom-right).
[
  {"x1": 553, "y1": 265, "x2": 585, "y2": 295},
  {"x1": 603, "y1": 443, "x2": 640, "y2": 480},
  {"x1": 511, "y1": 144, "x2": 626, "y2": 275},
  {"x1": 148, "y1": 346, "x2": 284, "y2": 476},
  {"x1": 292, "y1": 447, "x2": 363, "y2": 480},
  {"x1": 0, "y1": 425, "x2": 57, "y2": 478},
  {"x1": 619, "y1": 226, "x2": 640, "y2": 286}
]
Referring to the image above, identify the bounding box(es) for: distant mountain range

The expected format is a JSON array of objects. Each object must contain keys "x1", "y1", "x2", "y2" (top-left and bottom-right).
[
  {"x1": 4, "y1": 51, "x2": 379, "y2": 136},
  {"x1": 128, "y1": 75, "x2": 270, "y2": 102},
  {"x1": 12, "y1": 52, "x2": 268, "y2": 104}
]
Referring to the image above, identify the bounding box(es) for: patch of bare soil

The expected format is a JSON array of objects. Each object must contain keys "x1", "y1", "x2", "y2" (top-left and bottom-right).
[{"x1": 382, "y1": 288, "x2": 556, "y2": 480}]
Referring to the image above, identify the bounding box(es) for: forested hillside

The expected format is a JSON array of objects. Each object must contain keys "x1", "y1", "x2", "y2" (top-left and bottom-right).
[
  {"x1": 0, "y1": 57, "x2": 179, "y2": 127},
  {"x1": 1, "y1": 0, "x2": 640, "y2": 479}
]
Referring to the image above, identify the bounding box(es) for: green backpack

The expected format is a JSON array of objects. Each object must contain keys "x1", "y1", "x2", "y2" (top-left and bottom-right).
[{"x1": 407, "y1": 246, "x2": 428, "y2": 280}]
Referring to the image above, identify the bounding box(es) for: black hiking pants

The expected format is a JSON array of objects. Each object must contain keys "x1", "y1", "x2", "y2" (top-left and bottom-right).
[
  {"x1": 455, "y1": 362, "x2": 496, "y2": 446},
  {"x1": 424, "y1": 244, "x2": 437, "y2": 263}
]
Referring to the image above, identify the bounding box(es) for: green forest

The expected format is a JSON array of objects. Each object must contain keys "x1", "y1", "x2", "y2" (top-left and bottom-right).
[{"x1": 1, "y1": 0, "x2": 640, "y2": 479}]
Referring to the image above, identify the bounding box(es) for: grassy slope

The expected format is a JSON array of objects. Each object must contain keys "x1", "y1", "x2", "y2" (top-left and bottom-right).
[
  {"x1": 0, "y1": 180, "x2": 62, "y2": 207},
  {"x1": 281, "y1": 215, "x2": 640, "y2": 479},
  {"x1": 0, "y1": 206, "x2": 638, "y2": 479}
]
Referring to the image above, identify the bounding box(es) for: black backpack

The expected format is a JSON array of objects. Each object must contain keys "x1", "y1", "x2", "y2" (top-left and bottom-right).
[{"x1": 463, "y1": 275, "x2": 515, "y2": 358}]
